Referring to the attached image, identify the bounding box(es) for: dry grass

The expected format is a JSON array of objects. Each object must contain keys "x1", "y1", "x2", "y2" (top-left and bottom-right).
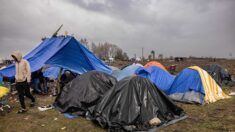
[
  {"x1": 0, "y1": 95, "x2": 105, "y2": 132},
  {"x1": 159, "y1": 87, "x2": 235, "y2": 132}
]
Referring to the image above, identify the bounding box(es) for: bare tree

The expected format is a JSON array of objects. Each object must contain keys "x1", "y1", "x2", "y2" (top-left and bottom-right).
[
  {"x1": 80, "y1": 38, "x2": 89, "y2": 49},
  {"x1": 81, "y1": 38, "x2": 129, "y2": 61}
]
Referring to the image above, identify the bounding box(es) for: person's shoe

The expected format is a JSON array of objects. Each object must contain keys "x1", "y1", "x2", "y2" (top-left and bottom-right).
[
  {"x1": 30, "y1": 102, "x2": 35, "y2": 107},
  {"x1": 17, "y1": 108, "x2": 27, "y2": 114},
  {"x1": 42, "y1": 92, "x2": 48, "y2": 95}
]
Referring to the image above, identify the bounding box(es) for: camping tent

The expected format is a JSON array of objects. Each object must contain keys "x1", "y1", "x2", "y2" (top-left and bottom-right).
[
  {"x1": 54, "y1": 71, "x2": 117, "y2": 116},
  {"x1": 169, "y1": 67, "x2": 205, "y2": 104},
  {"x1": 144, "y1": 61, "x2": 167, "y2": 71},
  {"x1": 0, "y1": 36, "x2": 112, "y2": 77},
  {"x1": 135, "y1": 66, "x2": 175, "y2": 93},
  {"x1": 203, "y1": 64, "x2": 233, "y2": 86},
  {"x1": 113, "y1": 63, "x2": 143, "y2": 81},
  {"x1": 136, "y1": 66, "x2": 230, "y2": 104},
  {"x1": 109, "y1": 66, "x2": 120, "y2": 77},
  {"x1": 93, "y1": 76, "x2": 186, "y2": 131},
  {"x1": 169, "y1": 66, "x2": 230, "y2": 104}
]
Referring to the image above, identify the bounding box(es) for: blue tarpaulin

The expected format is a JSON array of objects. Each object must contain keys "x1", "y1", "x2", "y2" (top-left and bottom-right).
[
  {"x1": 0, "y1": 36, "x2": 112, "y2": 77},
  {"x1": 114, "y1": 63, "x2": 143, "y2": 81},
  {"x1": 135, "y1": 66, "x2": 175, "y2": 93},
  {"x1": 136, "y1": 66, "x2": 205, "y2": 104},
  {"x1": 168, "y1": 68, "x2": 205, "y2": 104},
  {"x1": 169, "y1": 68, "x2": 205, "y2": 95}
]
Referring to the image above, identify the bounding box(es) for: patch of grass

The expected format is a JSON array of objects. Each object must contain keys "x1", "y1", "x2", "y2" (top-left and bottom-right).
[
  {"x1": 1, "y1": 90, "x2": 234, "y2": 132},
  {"x1": 159, "y1": 92, "x2": 235, "y2": 132},
  {"x1": 0, "y1": 95, "x2": 105, "y2": 132}
]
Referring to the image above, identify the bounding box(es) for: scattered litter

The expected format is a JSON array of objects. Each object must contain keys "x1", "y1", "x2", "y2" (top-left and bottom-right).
[
  {"x1": 229, "y1": 92, "x2": 235, "y2": 96},
  {"x1": 54, "y1": 117, "x2": 58, "y2": 121},
  {"x1": 24, "y1": 117, "x2": 29, "y2": 120},
  {"x1": 64, "y1": 113, "x2": 78, "y2": 119},
  {"x1": 41, "y1": 124, "x2": 45, "y2": 127},
  {"x1": 38, "y1": 105, "x2": 54, "y2": 111},
  {"x1": 61, "y1": 127, "x2": 66, "y2": 130},
  {"x1": 149, "y1": 117, "x2": 161, "y2": 126}
]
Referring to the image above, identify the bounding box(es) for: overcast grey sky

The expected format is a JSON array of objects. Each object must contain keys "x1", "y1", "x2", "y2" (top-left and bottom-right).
[{"x1": 0, "y1": 0, "x2": 235, "y2": 59}]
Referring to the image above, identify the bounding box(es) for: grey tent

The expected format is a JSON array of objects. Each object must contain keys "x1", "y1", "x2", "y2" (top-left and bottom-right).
[{"x1": 203, "y1": 64, "x2": 234, "y2": 86}]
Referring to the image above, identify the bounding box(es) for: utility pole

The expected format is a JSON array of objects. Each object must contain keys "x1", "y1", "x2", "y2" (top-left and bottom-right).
[
  {"x1": 142, "y1": 47, "x2": 144, "y2": 61},
  {"x1": 229, "y1": 52, "x2": 232, "y2": 58}
]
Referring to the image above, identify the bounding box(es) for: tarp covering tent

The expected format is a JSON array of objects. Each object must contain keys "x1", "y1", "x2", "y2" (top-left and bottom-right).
[
  {"x1": 113, "y1": 63, "x2": 143, "y2": 81},
  {"x1": 169, "y1": 66, "x2": 230, "y2": 104},
  {"x1": 203, "y1": 64, "x2": 233, "y2": 86},
  {"x1": 0, "y1": 36, "x2": 112, "y2": 77},
  {"x1": 109, "y1": 66, "x2": 120, "y2": 77},
  {"x1": 54, "y1": 71, "x2": 117, "y2": 116},
  {"x1": 169, "y1": 68, "x2": 205, "y2": 104},
  {"x1": 190, "y1": 66, "x2": 230, "y2": 103},
  {"x1": 93, "y1": 76, "x2": 186, "y2": 131},
  {"x1": 137, "y1": 66, "x2": 230, "y2": 104},
  {"x1": 144, "y1": 61, "x2": 167, "y2": 71},
  {"x1": 135, "y1": 66, "x2": 175, "y2": 93}
]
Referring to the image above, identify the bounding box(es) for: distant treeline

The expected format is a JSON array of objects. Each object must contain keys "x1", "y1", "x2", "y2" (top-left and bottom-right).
[{"x1": 80, "y1": 38, "x2": 129, "y2": 61}]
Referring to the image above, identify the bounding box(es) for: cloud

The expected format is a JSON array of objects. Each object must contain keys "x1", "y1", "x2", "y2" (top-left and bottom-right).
[{"x1": 0, "y1": 0, "x2": 235, "y2": 59}]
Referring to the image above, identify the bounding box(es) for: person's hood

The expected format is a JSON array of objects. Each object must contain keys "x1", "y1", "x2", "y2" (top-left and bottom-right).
[{"x1": 11, "y1": 50, "x2": 23, "y2": 62}]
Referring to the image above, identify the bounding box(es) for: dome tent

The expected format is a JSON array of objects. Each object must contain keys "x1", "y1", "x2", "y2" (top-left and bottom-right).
[
  {"x1": 169, "y1": 66, "x2": 230, "y2": 104},
  {"x1": 135, "y1": 66, "x2": 204, "y2": 104},
  {"x1": 113, "y1": 63, "x2": 143, "y2": 81},
  {"x1": 54, "y1": 71, "x2": 117, "y2": 117},
  {"x1": 144, "y1": 61, "x2": 167, "y2": 71},
  {"x1": 169, "y1": 68, "x2": 205, "y2": 104},
  {"x1": 203, "y1": 64, "x2": 234, "y2": 86},
  {"x1": 135, "y1": 66, "x2": 175, "y2": 93},
  {"x1": 93, "y1": 76, "x2": 186, "y2": 131},
  {"x1": 136, "y1": 66, "x2": 230, "y2": 104}
]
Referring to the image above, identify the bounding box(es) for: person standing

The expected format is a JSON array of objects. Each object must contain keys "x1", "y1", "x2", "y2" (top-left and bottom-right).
[{"x1": 11, "y1": 50, "x2": 35, "y2": 113}]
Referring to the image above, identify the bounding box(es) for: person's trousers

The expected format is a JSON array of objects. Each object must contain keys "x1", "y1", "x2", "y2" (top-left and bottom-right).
[
  {"x1": 16, "y1": 81, "x2": 35, "y2": 109},
  {"x1": 32, "y1": 78, "x2": 42, "y2": 93},
  {"x1": 40, "y1": 79, "x2": 48, "y2": 93}
]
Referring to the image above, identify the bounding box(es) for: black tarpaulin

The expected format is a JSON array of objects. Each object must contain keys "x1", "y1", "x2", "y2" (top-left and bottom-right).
[
  {"x1": 93, "y1": 76, "x2": 186, "y2": 131},
  {"x1": 54, "y1": 71, "x2": 117, "y2": 116},
  {"x1": 203, "y1": 64, "x2": 234, "y2": 86}
]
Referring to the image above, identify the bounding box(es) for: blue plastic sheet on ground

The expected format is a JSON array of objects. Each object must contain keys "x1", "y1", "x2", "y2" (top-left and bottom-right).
[{"x1": 63, "y1": 113, "x2": 79, "y2": 119}]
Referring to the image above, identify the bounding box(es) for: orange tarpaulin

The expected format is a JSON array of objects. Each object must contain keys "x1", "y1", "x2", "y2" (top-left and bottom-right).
[{"x1": 144, "y1": 61, "x2": 167, "y2": 71}]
